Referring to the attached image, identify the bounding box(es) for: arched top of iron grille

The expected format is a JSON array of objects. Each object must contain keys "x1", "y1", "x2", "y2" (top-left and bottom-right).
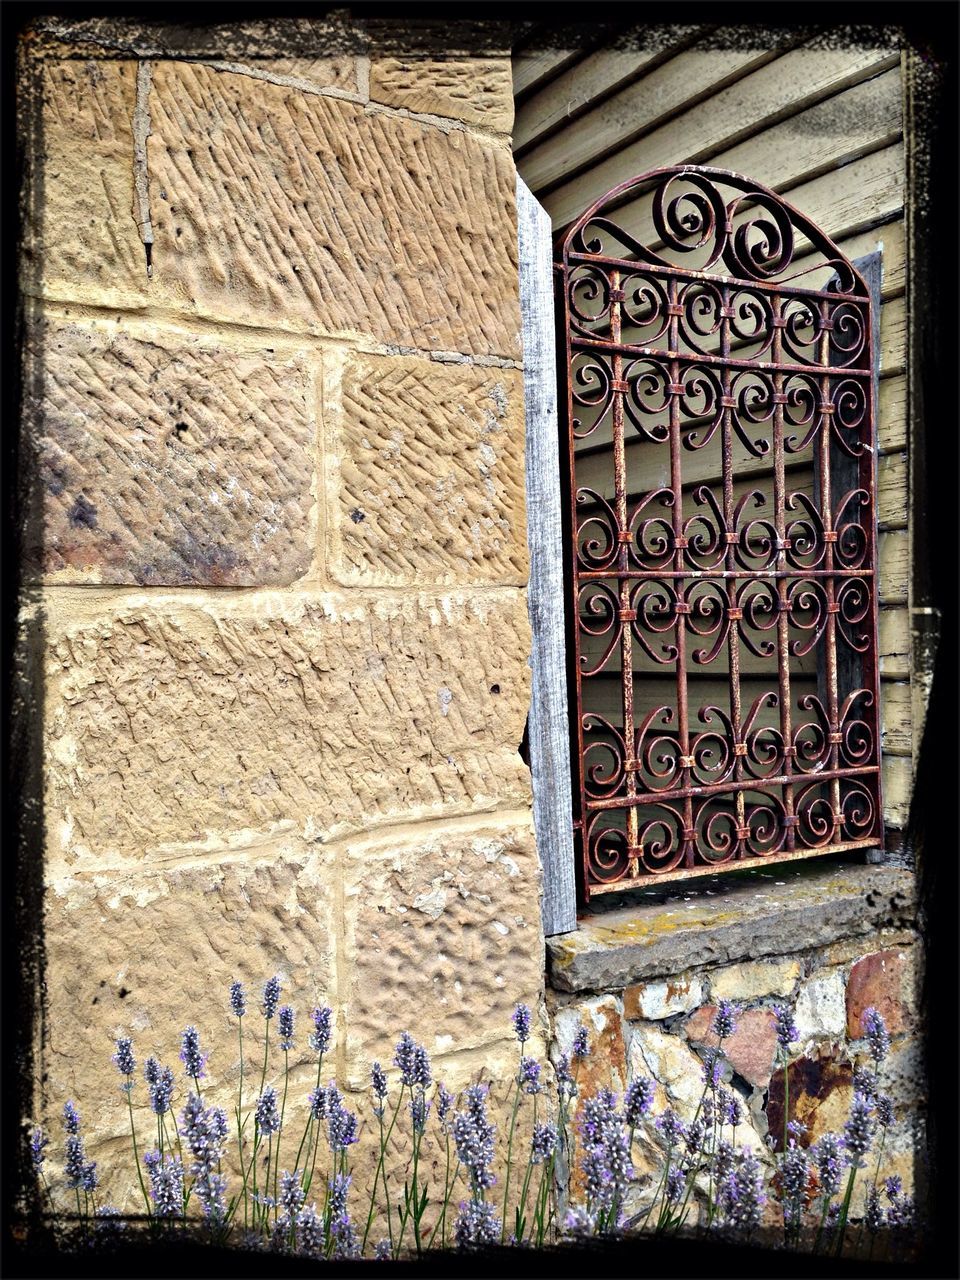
[{"x1": 557, "y1": 165, "x2": 869, "y2": 299}]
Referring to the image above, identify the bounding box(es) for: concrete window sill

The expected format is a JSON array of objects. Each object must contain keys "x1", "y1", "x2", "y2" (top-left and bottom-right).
[{"x1": 546, "y1": 857, "x2": 917, "y2": 993}]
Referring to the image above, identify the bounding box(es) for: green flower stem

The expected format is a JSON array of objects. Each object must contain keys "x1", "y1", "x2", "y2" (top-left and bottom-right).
[
  {"x1": 273, "y1": 1047, "x2": 290, "y2": 1223},
  {"x1": 125, "y1": 1089, "x2": 152, "y2": 1219},
  {"x1": 833, "y1": 1163, "x2": 859, "y2": 1258},
  {"x1": 425, "y1": 1135, "x2": 455, "y2": 1251},
  {"x1": 514, "y1": 1097, "x2": 539, "y2": 1242},
  {"x1": 500, "y1": 1073, "x2": 522, "y2": 1244},
  {"x1": 362, "y1": 1107, "x2": 393, "y2": 1256}
]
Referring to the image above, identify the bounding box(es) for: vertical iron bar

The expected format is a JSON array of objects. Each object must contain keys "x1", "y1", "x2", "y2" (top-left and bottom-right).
[
  {"x1": 817, "y1": 300, "x2": 842, "y2": 842},
  {"x1": 771, "y1": 302, "x2": 796, "y2": 849}
]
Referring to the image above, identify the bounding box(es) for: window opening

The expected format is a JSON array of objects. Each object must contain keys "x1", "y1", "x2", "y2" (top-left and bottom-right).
[{"x1": 556, "y1": 166, "x2": 883, "y2": 897}]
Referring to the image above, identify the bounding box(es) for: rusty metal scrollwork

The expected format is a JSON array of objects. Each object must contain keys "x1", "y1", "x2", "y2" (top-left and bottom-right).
[{"x1": 558, "y1": 167, "x2": 883, "y2": 897}]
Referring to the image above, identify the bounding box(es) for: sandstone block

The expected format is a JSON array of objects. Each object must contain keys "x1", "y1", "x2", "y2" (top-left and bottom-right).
[
  {"x1": 44, "y1": 590, "x2": 532, "y2": 870},
  {"x1": 846, "y1": 948, "x2": 917, "y2": 1038},
  {"x1": 23, "y1": 58, "x2": 148, "y2": 305},
  {"x1": 24, "y1": 315, "x2": 315, "y2": 585},
  {"x1": 324, "y1": 352, "x2": 527, "y2": 586},
  {"x1": 339, "y1": 817, "x2": 542, "y2": 1087},
  {"x1": 684, "y1": 1006, "x2": 778, "y2": 1088},
  {"x1": 148, "y1": 63, "x2": 521, "y2": 357},
  {"x1": 629, "y1": 1024, "x2": 706, "y2": 1117},
  {"x1": 369, "y1": 57, "x2": 514, "y2": 133},
  {"x1": 794, "y1": 971, "x2": 847, "y2": 1044},
  {"x1": 812, "y1": 928, "x2": 918, "y2": 969},
  {"x1": 623, "y1": 975, "x2": 702, "y2": 1021},
  {"x1": 256, "y1": 57, "x2": 360, "y2": 93},
  {"x1": 709, "y1": 958, "x2": 801, "y2": 1002},
  {"x1": 40, "y1": 846, "x2": 335, "y2": 1160}
]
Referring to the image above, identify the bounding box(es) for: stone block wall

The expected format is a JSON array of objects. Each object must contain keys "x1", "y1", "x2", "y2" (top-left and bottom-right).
[
  {"x1": 546, "y1": 862, "x2": 925, "y2": 1222},
  {"x1": 19, "y1": 15, "x2": 543, "y2": 1205}
]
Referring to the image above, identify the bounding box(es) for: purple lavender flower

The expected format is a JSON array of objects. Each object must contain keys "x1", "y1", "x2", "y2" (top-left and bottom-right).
[
  {"x1": 531, "y1": 1122, "x2": 557, "y2": 1165},
  {"x1": 713, "y1": 1139, "x2": 735, "y2": 1184},
  {"x1": 412, "y1": 1044, "x2": 432, "y2": 1089},
  {"x1": 179, "y1": 1026, "x2": 207, "y2": 1081},
  {"x1": 255, "y1": 1086, "x2": 281, "y2": 1138},
  {"x1": 145, "y1": 1150, "x2": 183, "y2": 1218},
  {"x1": 786, "y1": 1118, "x2": 808, "y2": 1140},
  {"x1": 297, "y1": 1204, "x2": 324, "y2": 1256},
  {"x1": 555, "y1": 1053, "x2": 576, "y2": 1103},
  {"x1": 113, "y1": 1036, "x2": 136, "y2": 1084},
  {"x1": 328, "y1": 1098, "x2": 359, "y2": 1152},
  {"x1": 774, "y1": 1003, "x2": 798, "y2": 1049},
  {"x1": 563, "y1": 1205, "x2": 596, "y2": 1236},
  {"x1": 452, "y1": 1083, "x2": 496, "y2": 1192},
  {"x1": 80, "y1": 1160, "x2": 99, "y2": 1193},
  {"x1": 865, "y1": 1185, "x2": 885, "y2": 1233},
  {"x1": 875, "y1": 1093, "x2": 895, "y2": 1128},
  {"x1": 330, "y1": 1211, "x2": 360, "y2": 1260},
  {"x1": 149, "y1": 1065, "x2": 175, "y2": 1116},
  {"x1": 278, "y1": 1006, "x2": 295, "y2": 1052},
  {"x1": 852, "y1": 1062, "x2": 878, "y2": 1101},
  {"x1": 572, "y1": 1025, "x2": 590, "y2": 1060},
  {"x1": 624, "y1": 1077, "x2": 655, "y2": 1126},
  {"x1": 721, "y1": 1148, "x2": 766, "y2": 1230},
  {"x1": 62, "y1": 1101, "x2": 80, "y2": 1135},
  {"x1": 718, "y1": 1087, "x2": 742, "y2": 1129},
  {"x1": 826, "y1": 1202, "x2": 841, "y2": 1229},
  {"x1": 701, "y1": 1048, "x2": 723, "y2": 1089},
  {"x1": 454, "y1": 1199, "x2": 501, "y2": 1249},
  {"x1": 309, "y1": 1006, "x2": 333, "y2": 1056},
  {"x1": 887, "y1": 1193, "x2": 914, "y2": 1231},
  {"x1": 654, "y1": 1108, "x2": 685, "y2": 1146},
  {"x1": 684, "y1": 1118, "x2": 706, "y2": 1157},
  {"x1": 373, "y1": 1238, "x2": 391, "y2": 1260},
  {"x1": 843, "y1": 1093, "x2": 874, "y2": 1167},
  {"x1": 229, "y1": 980, "x2": 246, "y2": 1018},
  {"x1": 437, "y1": 1082, "x2": 454, "y2": 1124},
  {"x1": 579, "y1": 1088, "x2": 617, "y2": 1147},
  {"x1": 279, "y1": 1169, "x2": 305, "y2": 1217},
  {"x1": 519, "y1": 1056, "x2": 542, "y2": 1095},
  {"x1": 861, "y1": 1007, "x2": 890, "y2": 1064},
  {"x1": 394, "y1": 1031, "x2": 417, "y2": 1086},
  {"x1": 512, "y1": 1003, "x2": 532, "y2": 1045},
  {"x1": 582, "y1": 1145, "x2": 613, "y2": 1209},
  {"x1": 813, "y1": 1132, "x2": 844, "y2": 1198},
  {"x1": 143, "y1": 1057, "x2": 160, "y2": 1088},
  {"x1": 181, "y1": 1092, "x2": 228, "y2": 1222},
  {"x1": 884, "y1": 1174, "x2": 903, "y2": 1202},
  {"x1": 409, "y1": 1091, "x2": 431, "y2": 1136},
  {"x1": 261, "y1": 975, "x2": 282, "y2": 1021},
  {"x1": 780, "y1": 1140, "x2": 809, "y2": 1208},
  {"x1": 370, "y1": 1061, "x2": 388, "y2": 1117},
  {"x1": 307, "y1": 1087, "x2": 326, "y2": 1121},
  {"x1": 64, "y1": 1135, "x2": 88, "y2": 1189},
  {"x1": 665, "y1": 1166, "x2": 685, "y2": 1204},
  {"x1": 327, "y1": 1172, "x2": 351, "y2": 1220},
  {"x1": 712, "y1": 999, "x2": 738, "y2": 1040},
  {"x1": 30, "y1": 1127, "x2": 48, "y2": 1171}
]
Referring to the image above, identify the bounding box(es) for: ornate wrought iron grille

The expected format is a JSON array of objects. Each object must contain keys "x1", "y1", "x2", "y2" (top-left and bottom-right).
[{"x1": 556, "y1": 167, "x2": 883, "y2": 897}]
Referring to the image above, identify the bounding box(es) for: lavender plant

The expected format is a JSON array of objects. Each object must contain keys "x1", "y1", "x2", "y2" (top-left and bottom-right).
[{"x1": 29, "y1": 983, "x2": 916, "y2": 1264}]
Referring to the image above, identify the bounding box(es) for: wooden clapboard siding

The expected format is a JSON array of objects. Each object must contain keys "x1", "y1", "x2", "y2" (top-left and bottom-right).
[{"x1": 514, "y1": 33, "x2": 912, "y2": 832}]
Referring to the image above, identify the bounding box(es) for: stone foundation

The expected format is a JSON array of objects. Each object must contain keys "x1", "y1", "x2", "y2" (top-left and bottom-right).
[{"x1": 546, "y1": 859, "x2": 925, "y2": 1220}]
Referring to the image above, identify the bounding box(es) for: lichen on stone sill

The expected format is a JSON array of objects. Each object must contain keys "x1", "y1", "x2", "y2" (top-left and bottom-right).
[{"x1": 547, "y1": 857, "x2": 917, "y2": 994}]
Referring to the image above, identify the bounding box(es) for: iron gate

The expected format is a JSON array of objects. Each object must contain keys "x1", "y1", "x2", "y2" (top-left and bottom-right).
[{"x1": 556, "y1": 166, "x2": 883, "y2": 897}]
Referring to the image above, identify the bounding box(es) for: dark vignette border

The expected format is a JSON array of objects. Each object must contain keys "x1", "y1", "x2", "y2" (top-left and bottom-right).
[{"x1": 2, "y1": 2, "x2": 957, "y2": 1277}]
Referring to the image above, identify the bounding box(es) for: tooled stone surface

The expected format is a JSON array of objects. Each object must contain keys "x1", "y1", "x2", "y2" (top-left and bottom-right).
[
  {"x1": 547, "y1": 862, "x2": 917, "y2": 992},
  {"x1": 23, "y1": 58, "x2": 147, "y2": 304},
  {"x1": 148, "y1": 62, "x2": 521, "y2": 356},
  {"x1": 41, "y1": 845, "x2": 336, "y2": 1155},
  {"x1": 340, "y1": 817, "x2": 543, "y2": 1085},
  {"x1": 369, "y1": 56, "x2": 514, "y2": 132},
  {"x1": 24, "y1": 316, "x2": 315, "y2": 585},
  {"x1": 325, "y1": 352, "x2": 527, "y2": 586},
  {"x1": 44, "y1": 590, "x2": 532, "y2": 870}
]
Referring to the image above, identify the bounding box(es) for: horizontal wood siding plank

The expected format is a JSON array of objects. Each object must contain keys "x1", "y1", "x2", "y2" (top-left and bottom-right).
[
  {"x1": 541, "y1": 46, "x2": 898, "y2": 225},
  {"x1": 514, "y1": 33, "x2": 699, "y2": 154},
  {"x1": 879, "y1": 607, "x2": 911, "y2": 679},
  {"x1": 882, "y1": 753, "x2": 911, "y2": 829},
  {"x1": 513, "y1": 47, "x2": 586, "y2": 99},
  {"x1": 523, "y1": 41, "x2": 782, "y2": 195},
  {"x1": 879, "y1": 679, "x2": 912, "y2": 755}
]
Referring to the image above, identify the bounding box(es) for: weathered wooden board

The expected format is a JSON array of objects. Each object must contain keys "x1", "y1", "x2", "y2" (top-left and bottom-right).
[{"x1": 516, "y1": 174, "x2": 578, "y2": 937}]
